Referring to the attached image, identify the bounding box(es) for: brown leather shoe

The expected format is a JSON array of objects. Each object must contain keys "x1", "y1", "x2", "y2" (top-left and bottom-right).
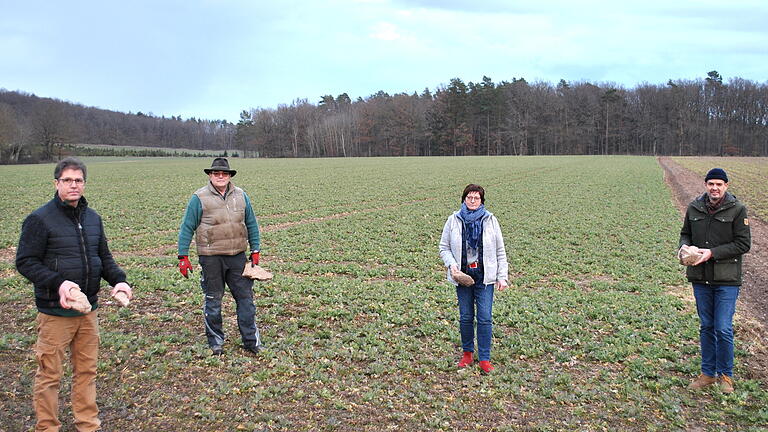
[
  {"x1": 688, "y1": 374, "x2": 717, "y2": 390},
  {"x1": 719, "y1": 375, "x2": 734, "y2": 394}
]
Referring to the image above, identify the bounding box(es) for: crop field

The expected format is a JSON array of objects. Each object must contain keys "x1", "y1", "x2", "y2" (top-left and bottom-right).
[
  {"x1": 672, "y1": 157, "x2": 768, "y2": 221},
  {"x1": 1, "y1": 156, "x2": 767, "y2": 431}
]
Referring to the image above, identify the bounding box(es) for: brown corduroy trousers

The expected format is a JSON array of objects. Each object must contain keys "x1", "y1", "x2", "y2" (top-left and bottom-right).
[{"x1": 33, "y1": 311, "x2": 100, "y2": 432}]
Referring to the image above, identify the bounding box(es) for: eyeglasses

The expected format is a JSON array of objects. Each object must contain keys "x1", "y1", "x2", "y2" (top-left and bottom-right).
[
  {"x1": 57, "y1": 178, "x2": 85, "y2": 185},
  {"x1": 465, "y1": 195, "x2": 481, "y2": 201},
  {"x1": 210, "y1": 171, "x2": 231, "y2": 177}
]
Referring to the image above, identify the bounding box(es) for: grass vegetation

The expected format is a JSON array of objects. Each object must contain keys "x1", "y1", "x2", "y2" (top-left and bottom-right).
[
  {"x1": 672, "y1": 156, "x2": 768, "y2": 221},
  {"x1": 1, "y1": 156, "x2": 766, "y2": 431}
]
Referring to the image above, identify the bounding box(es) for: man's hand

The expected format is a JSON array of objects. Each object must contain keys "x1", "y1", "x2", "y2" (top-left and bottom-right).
[
  {"x1": 677, "y1": 245, "x2": 699, "y2": 259},
  {"x1": 250, "y1": 251, "x2": 260, "y2": 267},
  {"x1": 692, "y1": 248, "x2": 712, "y2": 266},
  {"x1": 111, "y1": 282, "x2": 133, "y2": 300},
  {"x1": 58, "y1": 280, "x2": 80, "y2": 309},
  {"x1": 178, "y1": 255, "x2": 193, "y2": 278},
  {"x1": 495, "y1": 280, "x2": 508, "y2": 291},
  {"x1": 110, "y1": 282, "x2": 132, "y2": 307}
]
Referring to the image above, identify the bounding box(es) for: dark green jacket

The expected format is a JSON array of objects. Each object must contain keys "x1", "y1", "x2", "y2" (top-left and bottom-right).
[{"x1": 679, "y1": 192, "x2": 751, "y2": 285}]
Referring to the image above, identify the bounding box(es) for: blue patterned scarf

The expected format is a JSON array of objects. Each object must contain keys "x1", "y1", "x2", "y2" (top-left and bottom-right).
[{"x1": 459, "y1": 203, "x2": 486, "y2": 249}]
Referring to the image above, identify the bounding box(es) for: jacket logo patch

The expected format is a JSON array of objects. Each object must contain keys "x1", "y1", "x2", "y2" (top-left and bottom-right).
[{"x1": 744, "y1": 218, "x2": 749, "y2": 226}]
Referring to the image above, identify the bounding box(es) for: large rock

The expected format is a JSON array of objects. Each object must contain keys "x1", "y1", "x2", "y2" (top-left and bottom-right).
[
  {"x1": 452, "y1": 269, "x2": 475, "y2": 287},
  {"x1": 679, "y1": 245, "x2": 703, "y2": 266},
  {"x1": 112, "y1": 290, "x2": 130, "y2": 307},
  {"x1": 242, "y1": 264, "x2": 274, "y2": 281},
  {"x1": 69, "y1": 289, "x2": 92, "y2": 314}
]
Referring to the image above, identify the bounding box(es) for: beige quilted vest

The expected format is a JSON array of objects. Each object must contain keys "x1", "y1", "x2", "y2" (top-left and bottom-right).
[{"x1": 194, "y1": 183, "x2": 248, "y2": 256}]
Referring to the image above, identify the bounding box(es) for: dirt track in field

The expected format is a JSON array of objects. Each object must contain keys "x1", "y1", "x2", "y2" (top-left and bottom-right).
[{"x1": 660, "y1": 157, "x2": 768, "y2": 381}]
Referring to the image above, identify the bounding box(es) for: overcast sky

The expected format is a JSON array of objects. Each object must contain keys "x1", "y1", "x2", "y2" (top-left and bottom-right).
[{"x1": 2, "y1": 0, "x2": 766, "y2": 122}]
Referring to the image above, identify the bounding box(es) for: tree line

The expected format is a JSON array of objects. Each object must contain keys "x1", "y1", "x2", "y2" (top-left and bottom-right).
[
  {"x1": 0, "y1": 90, "x2": 234, "y2": 163},
  {"x1": 235, "y1": 71, "x2": 767, "y2": 157},
  {"x1": 2, "y1": 71, "x2": 766, "y2": 163}
]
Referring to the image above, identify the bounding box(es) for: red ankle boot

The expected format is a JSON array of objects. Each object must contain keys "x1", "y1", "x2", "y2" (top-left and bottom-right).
[
  {"x1": 458, "y1": 351, "x2": 473, "y2": 368},
  {"x1": 479, "y1": 360, "x2": 494, "y2": 373}
]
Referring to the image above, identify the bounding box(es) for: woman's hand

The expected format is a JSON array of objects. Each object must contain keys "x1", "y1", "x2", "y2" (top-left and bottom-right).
[{"x1": 495, "y1": 280, "x2": 508, "y2": 291}]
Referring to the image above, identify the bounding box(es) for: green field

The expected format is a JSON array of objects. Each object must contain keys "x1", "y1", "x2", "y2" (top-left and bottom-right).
[
  {"x1": 673, "y1": 156, "x2": 768, "y2": 222},
  {"x1": 1, "y1": 156, "x2": 766, "y2": 431}
]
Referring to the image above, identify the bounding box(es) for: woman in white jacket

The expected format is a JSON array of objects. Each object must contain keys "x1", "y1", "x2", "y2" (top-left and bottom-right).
[{"x1": 439, "y1": 184, "x2": 509, "y2": 373}]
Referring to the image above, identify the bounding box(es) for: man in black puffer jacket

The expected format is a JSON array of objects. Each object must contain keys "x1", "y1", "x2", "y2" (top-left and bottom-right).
[{"x1": 16, "y1": 157, "x2": 133, "y2": 432}]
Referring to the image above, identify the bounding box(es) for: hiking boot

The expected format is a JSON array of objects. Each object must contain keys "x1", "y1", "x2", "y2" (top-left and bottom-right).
[
  {"x1": 479, "y1": 360, "x2": 495, "y2": 374},
  {"x1": 719, "y1": 375, "x2": 734, "y2": 394},
  {"x1": 211, "y1": 346, "x2": 223, "y2": 356},
  {"x1": 458, "y1": 351, "x2": 473, "y2": 368},
  {"x1": 688, "y1": 374, "x2": 717, "y2": 390},
  {"x1": 243, "y1": 344, "x2": 262, "y2": 355}
]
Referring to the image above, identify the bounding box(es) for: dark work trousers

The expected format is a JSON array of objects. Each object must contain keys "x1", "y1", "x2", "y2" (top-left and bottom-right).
[{"x1": 199, "y1": 253, "x2": 261, "y2": 349}]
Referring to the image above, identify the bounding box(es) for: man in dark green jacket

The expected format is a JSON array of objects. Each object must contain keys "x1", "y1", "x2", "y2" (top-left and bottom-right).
[{"x1": 679, "y1": 168, "x2": 750, "y2": 394}]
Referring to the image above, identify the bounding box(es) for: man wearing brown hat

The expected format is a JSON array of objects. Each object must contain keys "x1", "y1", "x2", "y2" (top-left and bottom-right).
[
  {"x1": 679, "y1": 167, "x2": 750, "y2": 394},
  {"x1": 178, "y1": 157, "x2": 263, "y2": 356}
]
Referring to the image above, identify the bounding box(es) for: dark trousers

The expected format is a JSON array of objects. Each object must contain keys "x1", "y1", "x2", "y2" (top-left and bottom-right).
[{"x1": 199, "y1": 253, "x2": 261, "y2": 349}]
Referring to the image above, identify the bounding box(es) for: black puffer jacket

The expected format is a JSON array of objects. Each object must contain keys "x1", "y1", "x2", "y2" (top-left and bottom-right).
[
  {"x1": 16, "y1": 195, "x2": 126, "y2": 310},
  {"x1": 679, "y1": 192, "x2": 751, "y2": 285}
]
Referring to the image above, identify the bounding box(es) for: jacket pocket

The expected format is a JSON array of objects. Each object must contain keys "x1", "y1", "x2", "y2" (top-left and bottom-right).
[
  {"x1": 713, "y1": 258, "x2": 739, "y2": 282},
  {"x1": 44, "y1": 257, "x2": 58, "y2": 272},
  {"x1": 686, "y1": 264, "x2": 704, "y2": 281}
]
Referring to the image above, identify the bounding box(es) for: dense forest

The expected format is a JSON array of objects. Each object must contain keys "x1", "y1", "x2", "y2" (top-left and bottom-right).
[{"x1": 1, "y1": 71, "x2": 766, "y2": 163}]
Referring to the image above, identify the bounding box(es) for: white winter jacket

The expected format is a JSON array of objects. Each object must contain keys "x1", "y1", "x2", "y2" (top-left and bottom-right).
[{"x1": 439, "y1": 210, "x2": 509, "y2": 286}]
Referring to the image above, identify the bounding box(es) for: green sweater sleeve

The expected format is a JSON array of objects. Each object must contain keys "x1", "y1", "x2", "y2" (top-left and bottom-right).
[
  {"x1": 243, "y1": 192, "x2": 261, "y2": 252},
  {"x1": 178, "y1": 195, "x2": 202, "y2": 256}
]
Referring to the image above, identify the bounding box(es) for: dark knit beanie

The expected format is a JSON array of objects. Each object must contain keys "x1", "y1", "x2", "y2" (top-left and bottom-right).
[{"x1": 705, "y1": 168, "x2": 728, "y2": 183}]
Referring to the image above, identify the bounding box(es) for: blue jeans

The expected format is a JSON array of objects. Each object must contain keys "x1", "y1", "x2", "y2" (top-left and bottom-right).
[
  {"x1": 692, "y1": 284, "x2": 739, "y2": 377},
  {"x1": 199, "y1": 253, "x2": 261, "y2": 349},
  {"x1": 456, "y1": 278, "x2": 494, "y2": 361}
]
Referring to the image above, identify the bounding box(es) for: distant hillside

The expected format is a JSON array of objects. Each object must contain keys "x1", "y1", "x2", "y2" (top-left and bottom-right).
[{"x1": 0, "y1": 89, "x2": 235, "y2": 163}]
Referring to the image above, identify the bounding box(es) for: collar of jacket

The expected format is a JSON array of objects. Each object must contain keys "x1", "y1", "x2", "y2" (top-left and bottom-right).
[
  {"x1": 206, "y1": 181, "x2": 232, "y2": 199},
  {"x1": 692, "y1": 191, "x2": 736, "y2": 213},
  {"x1": 53, "y1": 193, "x2": 88, "y2": 215}
]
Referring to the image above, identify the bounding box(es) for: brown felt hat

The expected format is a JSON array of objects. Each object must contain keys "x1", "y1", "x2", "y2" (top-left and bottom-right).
[{"x1": 203, "y1": 157, "x2": 237, "y2": 177}]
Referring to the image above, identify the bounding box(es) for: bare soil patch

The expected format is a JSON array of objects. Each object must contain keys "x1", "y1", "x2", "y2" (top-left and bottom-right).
[
  {"x1": 659, "y1": 157, "x2": 768, "y2": 381},
  {"x1": 0, "y1": 246, "x2": 15, "y2": 264}
]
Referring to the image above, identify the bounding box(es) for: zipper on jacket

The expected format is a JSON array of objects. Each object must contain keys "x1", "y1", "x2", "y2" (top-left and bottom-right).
[{"x1": 76, "y1": 212, "x2": 90, "y2": 293}]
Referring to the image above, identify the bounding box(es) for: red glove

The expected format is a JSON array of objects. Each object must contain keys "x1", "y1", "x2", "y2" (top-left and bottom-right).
[
  {"x1": 178, "y1": 255, "x2": 193, "y2": 278},
  {"x1": 250, "y1": 251, "x2": 260, "y2": 267}
]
